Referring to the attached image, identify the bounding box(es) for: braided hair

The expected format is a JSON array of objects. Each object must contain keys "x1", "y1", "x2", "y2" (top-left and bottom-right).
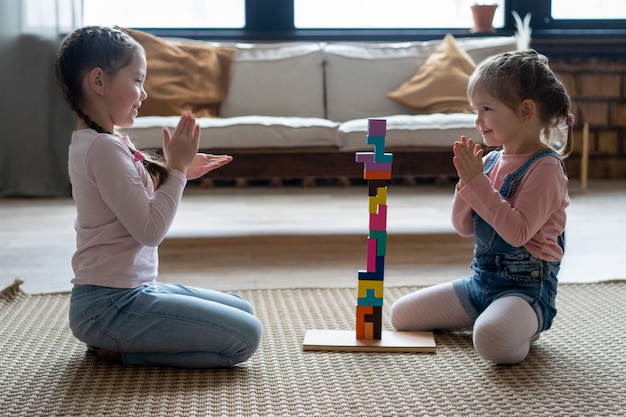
[
  {"x1": 468, "y1": 49, "x2": 574, "y2": 157},
  {"x1": 55, "y1": 26, "x2": 169, "y2": 188}
]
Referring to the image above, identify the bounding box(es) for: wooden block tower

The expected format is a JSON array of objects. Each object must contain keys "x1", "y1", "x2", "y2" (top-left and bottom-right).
[
  {"x1": 302, "y1": 118, "x2": 435, "y2": 353},
  {"x1": 355, "y1": 119, "x2": 392, "y2": 340}
]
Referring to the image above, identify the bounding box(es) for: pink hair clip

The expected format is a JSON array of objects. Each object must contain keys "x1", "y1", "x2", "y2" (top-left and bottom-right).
[
  {"x1": 566, "y1": 113, "x2": 575, "y2": 127},
  {"x1": 133, "y1": 150, "x2": 145, "y2": 163}
]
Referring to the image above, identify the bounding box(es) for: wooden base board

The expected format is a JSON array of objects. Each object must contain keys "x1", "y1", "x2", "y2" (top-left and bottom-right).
[{"x1": 302, "y1": 329, "x2": 436, "y2": 353}]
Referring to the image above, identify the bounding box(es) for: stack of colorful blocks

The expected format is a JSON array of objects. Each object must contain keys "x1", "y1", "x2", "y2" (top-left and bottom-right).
[
  {"x1": 302, "y1": 118, "x2": 434, "y2": 351},
  {"x1": 355, "y1": 119, "x2": 392, "y2": 340}
]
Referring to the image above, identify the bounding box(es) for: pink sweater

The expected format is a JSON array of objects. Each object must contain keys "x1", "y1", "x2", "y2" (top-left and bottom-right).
[
  {"x1": 452, "y1": 152, "x2": 569, "y2": 262},
  {"x1": 68, "y1": 130, "x2": 186, "y2": 288}
]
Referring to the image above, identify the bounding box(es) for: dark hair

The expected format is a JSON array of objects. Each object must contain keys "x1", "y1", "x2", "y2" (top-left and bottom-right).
[
  {"x1": 55, "y1": 26, "x2": 169, "y2": 187},
  {"x1": 468, "y1": 49, "x2": 573, "y2": 157}
]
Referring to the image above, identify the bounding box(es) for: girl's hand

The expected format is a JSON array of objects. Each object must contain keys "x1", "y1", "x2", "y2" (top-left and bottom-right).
[
  {"x1": 453, "y1": 136, "x2": 484, "y2": 187},
  {"x1": 185, "y1": 153, "x2": 233, "y2": 180},
  {"x1": 162, "y1": 111, "x2": 201, "y2": 174}
]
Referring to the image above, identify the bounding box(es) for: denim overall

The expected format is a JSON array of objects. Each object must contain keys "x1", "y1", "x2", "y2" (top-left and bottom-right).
[{"x1": 453, "y1": 149, "x2": 565, "y2": 333}]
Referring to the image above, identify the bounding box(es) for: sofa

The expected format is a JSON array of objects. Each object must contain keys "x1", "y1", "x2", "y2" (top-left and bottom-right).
[{"x1": 123, "y1": 30, "x2": 519, "y2": 182}]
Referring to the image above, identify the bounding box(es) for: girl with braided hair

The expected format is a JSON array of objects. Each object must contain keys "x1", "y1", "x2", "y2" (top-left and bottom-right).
[
  {"x1": 55, "y1": 26, "x2": 261, "y2": 368},
  {"x1": 391, "y1": 50, "x2": 573, "y2": 364}
]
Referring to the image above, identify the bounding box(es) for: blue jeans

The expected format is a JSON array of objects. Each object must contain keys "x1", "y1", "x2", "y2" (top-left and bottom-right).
[
  {"x1": 69, "y1": 283, "x2": 262, "y2": 368},
  {"x1": 453, "y1": 252, "x2": 559, "y2": 333},
  {"x1": 453, "y1": 210, "x2": 560, "y2": 334}
]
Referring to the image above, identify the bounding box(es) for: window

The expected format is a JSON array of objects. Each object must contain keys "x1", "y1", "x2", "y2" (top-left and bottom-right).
[
  {"x1": 22, "y1": 0, "x2": 79, "y2": 33},
  {"x1": 551, "y1": 0, "x2": 626, "y2": 19},
  {"x1": 83, "y1": 0, "x2": 508, "y2": 31},
  {"x1": 520, "y1": 0, "x2": 626, "y2": 30},
  {"x1": 82, "y1": 0, "x2": 245, "y2": 28},
  {"x1": 80, "y1": 0, "x2": 625, "y2": 41},
  {"x1": 294, "y1": 0, "x2": 504, "y2": 29}
]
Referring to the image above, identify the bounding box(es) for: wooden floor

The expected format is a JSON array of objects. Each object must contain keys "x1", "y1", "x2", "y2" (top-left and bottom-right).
[{"x1": 1, "y1": 180, "x2": 625, "y2": 294}]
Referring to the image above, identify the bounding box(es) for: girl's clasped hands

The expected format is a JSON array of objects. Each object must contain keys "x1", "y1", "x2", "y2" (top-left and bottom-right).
[
  {"x1": 452, "y1": 135, "x2": 484, "y2": 187},
  {"x1": 162, "y1": 110, "x2": 232, "y2": 180}
]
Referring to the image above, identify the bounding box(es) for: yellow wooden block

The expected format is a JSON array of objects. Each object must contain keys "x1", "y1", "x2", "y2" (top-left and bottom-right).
[
  {"x1": 368, "y1": 188, "x2": 387, "y2": 213},
  {"x1": 357, "y1": 279, "x2": 384, "y2": 299}
]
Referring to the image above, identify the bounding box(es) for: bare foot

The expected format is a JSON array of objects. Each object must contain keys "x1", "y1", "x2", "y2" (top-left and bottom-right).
[{"x1": 96, "y1": 348, "x2": 122, "y2": 361}]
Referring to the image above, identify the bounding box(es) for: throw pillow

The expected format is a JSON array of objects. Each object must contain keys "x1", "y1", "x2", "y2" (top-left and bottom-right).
[
  {"x1": 387, "y1": 34, "x2": 476, "y2": 114},
  {"x1": 123, "y1": 28, "x2": 236, "y2": 117}
]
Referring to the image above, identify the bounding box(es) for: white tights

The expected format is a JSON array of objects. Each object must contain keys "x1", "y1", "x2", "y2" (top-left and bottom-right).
[{"x1": 390, "y1": 283, "x2": 539, "y2": 364}]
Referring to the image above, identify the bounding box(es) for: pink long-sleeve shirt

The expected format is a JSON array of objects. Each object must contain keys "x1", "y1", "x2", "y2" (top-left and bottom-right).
[
  {"x1": 452, "y1": 151, "x2": 569, "y2": 262},
  {"x1": 68, "y1": 129, "x2": 186, "y2": 288}
]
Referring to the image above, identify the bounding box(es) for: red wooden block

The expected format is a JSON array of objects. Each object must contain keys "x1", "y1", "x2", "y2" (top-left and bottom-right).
[
  {"x1": 356, "y1": 305, "x2": 374, "y2": 339},
  {"x1": 364, "y1": 170, "x2": 392, "y2": 180}
]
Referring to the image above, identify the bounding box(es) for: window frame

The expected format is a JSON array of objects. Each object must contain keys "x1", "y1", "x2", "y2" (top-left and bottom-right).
[
  {"x1": 139, "y1": 0, "x2": 625, "y2": 56},
  {"x1": 148, "y1": 0, "x2": 514, "y2": 41}
]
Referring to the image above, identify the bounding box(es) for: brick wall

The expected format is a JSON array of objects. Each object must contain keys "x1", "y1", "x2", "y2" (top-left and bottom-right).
[{"x1": 550, "y1": 57, "x2": 626, "y2": 179}]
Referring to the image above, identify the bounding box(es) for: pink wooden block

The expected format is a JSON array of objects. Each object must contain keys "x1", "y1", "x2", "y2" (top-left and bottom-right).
[
  {"x1": 369, "y1": 204, "x2": 387, "y2": 231},
  {"x1": 367, "y1": 238, "x2": 377, "y2": 272}
]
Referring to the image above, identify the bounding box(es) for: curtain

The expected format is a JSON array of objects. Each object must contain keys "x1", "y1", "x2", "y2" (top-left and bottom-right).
[{"x1": 0, "y1": 0, "x2": 81, "y2": 197}]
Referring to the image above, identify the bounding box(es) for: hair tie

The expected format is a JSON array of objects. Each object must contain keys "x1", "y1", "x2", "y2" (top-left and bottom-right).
[
  {"x1": 566, "y1": 113, "x2": 575, "y2": 127},
  {"x1": 133, "y1": 150, "x2": 145, "y2": 163}
]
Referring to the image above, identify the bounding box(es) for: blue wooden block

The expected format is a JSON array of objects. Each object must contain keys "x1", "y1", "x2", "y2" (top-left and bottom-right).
[
  {"x1": 357, "y1": 288, "x2": 384, "y2": 307},
  {"x1": 366, "y1": 135, "x2": 386, "y2": 147},
  {"x1": 364, "y1": 253, "x2": 385, "y2": 274},
  {"x1": 375, "y1": 152, "x2": 393, "y2": 164},
  {"x1": 358, "y1": 265, "x2": 384, "y2": 280},
  {"x1": 358, "y1": 255, "x2": 385, "y2": 280},
  {"x1": 366, "y1": 136, "x2": 393, "y2": 163},
  {"x1": 374, "y1": 255, "x2": 386, "y2": 275}
]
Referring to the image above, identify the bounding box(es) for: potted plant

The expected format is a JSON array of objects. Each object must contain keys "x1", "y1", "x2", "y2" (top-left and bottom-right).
[{"x1": 470, "y1": 3, "x2": 498, "y2": 33}]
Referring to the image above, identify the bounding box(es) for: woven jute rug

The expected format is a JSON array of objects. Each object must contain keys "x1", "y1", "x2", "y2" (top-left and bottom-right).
[{"x1": 1, "y1": 282, "x2": 625, "y2": 417}]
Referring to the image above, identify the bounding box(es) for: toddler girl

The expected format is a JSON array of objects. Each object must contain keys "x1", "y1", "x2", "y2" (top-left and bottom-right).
[{"x1": 391, "y1": 50, "x2": 573, "y2": 364}]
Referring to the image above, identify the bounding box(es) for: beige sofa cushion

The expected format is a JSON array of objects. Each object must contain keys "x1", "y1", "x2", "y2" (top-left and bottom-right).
[
  {"x1": 220, "y1": 43, "x2": 326, "y2": 119},
  {"x1": 127, "y1": 116, "x2": 341, "y2": 150},
  {"x1": 324, "y1": 41, "x2": 436, "y2": 122},
  {"x1": 387, "y1": 34, "x2": 476, "y2": 114},
  {"x1": 324, "y1": 36, "x2": 518, "y2": 122}
]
